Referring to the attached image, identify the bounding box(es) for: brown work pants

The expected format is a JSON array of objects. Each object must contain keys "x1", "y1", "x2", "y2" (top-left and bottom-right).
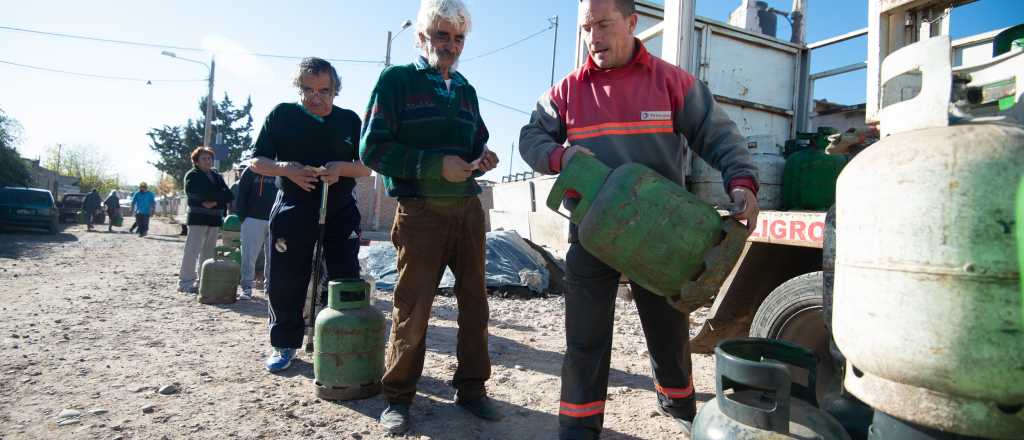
[{"x1": 381, "y1": 196, "x2": 491, "y2": 404}]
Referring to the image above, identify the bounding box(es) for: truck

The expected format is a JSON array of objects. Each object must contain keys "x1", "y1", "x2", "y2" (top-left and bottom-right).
[
  {"x1": 486, "y1": 0, "x2": 1023, "y2": 410},
  {"x1": 629, "y1": 0, "x2": 1022, "y2": 416}
]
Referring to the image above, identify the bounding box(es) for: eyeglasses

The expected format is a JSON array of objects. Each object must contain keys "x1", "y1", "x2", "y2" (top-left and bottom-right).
[
  {"x1": 299, "y1": 88, "x2": 336, "y2": 99},
  {"x1": 429, "y1": 30, "x2": 466, "y2": 45}
]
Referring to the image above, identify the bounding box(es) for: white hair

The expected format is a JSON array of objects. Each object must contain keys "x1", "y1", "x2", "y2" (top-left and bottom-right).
[{"x1": 414, "y1": 0, "x2": 472, "y2": 48}]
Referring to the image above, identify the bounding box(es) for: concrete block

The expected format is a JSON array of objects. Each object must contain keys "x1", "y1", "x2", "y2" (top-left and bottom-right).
[
  {"x1": 488, "y1": 210, "x2": 532, "y2": 240},
  {"x1": 528, "y1": 210, "x2": 570, "y2": 256},
  {"x1": 492, "y1": 180, "x2": 535, "y2": 212}
]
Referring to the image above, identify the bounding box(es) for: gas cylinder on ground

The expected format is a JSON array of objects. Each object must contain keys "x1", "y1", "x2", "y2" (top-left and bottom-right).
[
  {"x1": 221, "y1": 214, "x2": 241, "y2": 248},
  {"x1": 198, "y1": 252, "x2": 239, "y2": 304},
  {"x1": 833, "y1": 122, "x2": 1024, "y2": 438},
  {"x1": 693, "y1": 338, "x2": 851, "y2": 440},
  {"x1": 313, "y1": 279, "x2": 385, "y2": 401},
  {"x1": 546, "y1": 154, "x2": 748, "y2": 311}
]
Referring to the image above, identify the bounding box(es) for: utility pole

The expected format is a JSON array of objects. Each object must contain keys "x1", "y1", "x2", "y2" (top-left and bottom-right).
[
  {"x1": 507, "y1": 141, "x2": 515, "y2": 181},
  {"x1": 55, "y1": 143, "x2": 62, "y2": 174},
  {"x1": 374, "y1": 20, "x2": 413, "y2": 232},
  {"x1": 549, "y1": 15, "x2": 559, "y2": 87},
  {"x1": 205, "y1": 56, "x2": 217, "y2": 168}
]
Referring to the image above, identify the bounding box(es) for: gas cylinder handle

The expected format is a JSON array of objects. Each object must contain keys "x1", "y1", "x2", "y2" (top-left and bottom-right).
[
  {"x1": 713, "y1": 338, "x2": 819, "y2": 434},
  {"x1": 544, "y1": 153, "x2": 612, "y2": 224}
]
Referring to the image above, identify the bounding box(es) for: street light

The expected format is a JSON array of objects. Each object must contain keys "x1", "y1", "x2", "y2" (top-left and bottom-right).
[
  {"x1": 161, "y1": 50, "x2": 217, "y2": 166},
  {"x1": 373, "y1": 19, "x2": 413, "y2": 231},
  {"x1": 385, "y1": 19, "x2": 413, "y2": 68}
]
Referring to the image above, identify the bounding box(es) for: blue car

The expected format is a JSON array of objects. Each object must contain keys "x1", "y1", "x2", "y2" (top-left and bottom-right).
[{"x1": 0, "y1": 187, "x2": 60, "y2": 234}]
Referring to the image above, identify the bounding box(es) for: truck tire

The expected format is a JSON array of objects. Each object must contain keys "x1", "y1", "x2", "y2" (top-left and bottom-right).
[{"x1": 749, "y1": 271, "x2": 832, "y2": 400}]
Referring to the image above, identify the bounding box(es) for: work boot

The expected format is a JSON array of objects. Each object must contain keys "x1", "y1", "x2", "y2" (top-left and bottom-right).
[
  {"x1": 454, "y1": 392, "x2": 503, "y2": 421},
  {"x1": 655, "y1": 404, "x2": 693, "y2": 435},
  {"x1": 379, "y1": 402, "x2": 411, "y2": 435}
]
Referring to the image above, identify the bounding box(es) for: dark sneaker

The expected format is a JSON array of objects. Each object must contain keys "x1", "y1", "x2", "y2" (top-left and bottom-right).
[
  {"x1": 655, "y1": 405, "x2": 693, "y2": 435},
  {"x1": 455, "y1": 394, "x2": 503, "y2": 421},
  {"x1": 379, "y1": 403, "x2": 411, "y2": 435}
]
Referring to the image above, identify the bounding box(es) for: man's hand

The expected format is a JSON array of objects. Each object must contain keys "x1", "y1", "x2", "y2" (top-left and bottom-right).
[
  {"x1": 442, "y1": 156, "x2": 474, "y2": 183},
  {"x1": 473, "y1": 149, "x2": 500, "y2": 172},
  {"x1": 282, "y1": 163, "x2": 319, "y2": 192},
  {"x1": 728, "y1": 187, "x2": 759, "y2": 232},
  {"x1": 562, "y1": 145, "x2": 594, "y2": 169},
  {"x1": 201, "y1": 201, "x2": 217, "y2": 209},
  {"x1": 320, "y1": 161, "x2": 372, "y2": 185}
]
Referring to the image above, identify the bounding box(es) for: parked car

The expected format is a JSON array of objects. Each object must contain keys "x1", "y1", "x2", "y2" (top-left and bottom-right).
[
  {"x1": 57, "y1": 193, "x2": 86, "y2": 223},
  {"x1": 0, "y1": 187, "x2": 59, "y2": 233}
]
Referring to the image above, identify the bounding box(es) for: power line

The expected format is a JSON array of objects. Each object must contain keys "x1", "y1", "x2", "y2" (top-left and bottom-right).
[
  {"x1": 479, "y1": 95, "x2": 531, "y2": 116},
  {"x1": 0, "y1": 59, "x2": 206, "y2": 83},
  {"x1": 0, "y1": 24, "x2": 382, "y2": 65},
  {"x1": 462, "y1": 24, "x2": 554, "y2": 62}
]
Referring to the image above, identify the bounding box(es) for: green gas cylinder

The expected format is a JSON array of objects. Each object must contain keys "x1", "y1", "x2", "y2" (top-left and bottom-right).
[
  {"x1": 546, "y1": 154, "x2": 748, "y2": 310},
  {"x1": 198, "y1": 253, "x2": 239, "y2": 304},
  {"x1": 221, "y1": 214, "x2": 241, "y2": 248},
  {"x1": 693, "y1": 338, "x2": 851, "y2": 440},
  {"x1": 782, "y1": 130, "x2": 847, "y2": 211},
  {"x1": 313, "y1": 279, "x2": 385, "y2": 401}
]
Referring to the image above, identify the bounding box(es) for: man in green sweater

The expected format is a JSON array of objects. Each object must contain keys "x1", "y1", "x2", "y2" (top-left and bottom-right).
[{"x1": 360, "y1": 0, "x2": 499, "y2": 434}]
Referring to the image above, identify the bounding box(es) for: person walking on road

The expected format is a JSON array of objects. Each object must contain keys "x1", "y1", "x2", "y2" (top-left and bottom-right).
[
  {"x1": 131, "y1": 183, "x2": 156, "y2": 237},
  {"x1": 518, "y1": 1, "x2": 760, "y2": 438},
  {"x1": 360, "y1": 0, "x2": 501, "y2": 433},
  {"x1": 177, "y1": 147, "x2": 234, "y2": 294},
  {"x1": 83, "y1": 189, "x2": 101, "y2": 232},
  {"x1": 249, "y1": 57, "x2": 371, "y2": 373},
  {"x1": 103, "y1": 190, "x2": 120, "y2": 232},
  {"x1": 235, "y1": 164, "x2": 278, "y2": 300}
]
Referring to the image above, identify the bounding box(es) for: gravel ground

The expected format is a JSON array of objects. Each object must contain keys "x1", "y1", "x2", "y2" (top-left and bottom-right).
[{"x1": 0, "y1": 217, "x2": 716, "y2": 440}]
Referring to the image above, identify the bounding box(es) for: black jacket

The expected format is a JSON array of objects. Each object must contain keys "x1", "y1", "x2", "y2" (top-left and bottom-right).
[
  {"x1": 83, "y1": 191, "x2": 101, "y2": 212},
  {"x1": 235, "y1": 167, "x2": 278, "y2": 221},
  {"x1": 103, "y1": 194, "x2": 120, "y2": 212},
  {"x1": 184, "y1": 167, "x2": 234, "y2": 227}
]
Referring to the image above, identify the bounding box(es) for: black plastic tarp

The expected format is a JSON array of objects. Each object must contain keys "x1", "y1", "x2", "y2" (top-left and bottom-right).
[{"x1": 359, "y1": 230, "x2": 551, "y2": 295}]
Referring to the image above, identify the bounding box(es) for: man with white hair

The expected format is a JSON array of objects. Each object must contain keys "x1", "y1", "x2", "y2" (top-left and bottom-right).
[{"x1": 360, "y1": 0, "x2": 500, "y2": 434}]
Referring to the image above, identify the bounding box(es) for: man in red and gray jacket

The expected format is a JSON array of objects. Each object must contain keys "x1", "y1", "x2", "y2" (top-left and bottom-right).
[{"x1": 519, "y1": 1, "x2": 759, "y2": 438}]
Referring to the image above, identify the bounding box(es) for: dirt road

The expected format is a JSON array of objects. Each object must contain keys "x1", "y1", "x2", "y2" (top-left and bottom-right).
[{"x1": 0, "y1": 218, "x2": 715, "y2": 439}]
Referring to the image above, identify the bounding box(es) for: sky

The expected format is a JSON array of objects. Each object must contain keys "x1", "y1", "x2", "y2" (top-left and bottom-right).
[{"x1": 2, "y1": 0, "x2": 1021, "y2": 186}]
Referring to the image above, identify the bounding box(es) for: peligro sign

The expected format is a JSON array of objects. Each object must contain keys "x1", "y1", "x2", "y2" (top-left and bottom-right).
[{"x1": 747, "y1": 211, "x2": 827, "y2": 248}]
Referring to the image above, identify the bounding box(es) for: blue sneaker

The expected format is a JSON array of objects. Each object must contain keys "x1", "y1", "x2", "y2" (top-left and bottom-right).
[{"x1": 265, "y1": 348, "x2": 295, "y2": 372}]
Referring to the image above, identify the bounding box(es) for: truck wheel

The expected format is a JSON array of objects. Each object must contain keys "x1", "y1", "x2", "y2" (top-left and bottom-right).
[{"x1": 749, "y1": 271, "x2": 834, "y2": 402}]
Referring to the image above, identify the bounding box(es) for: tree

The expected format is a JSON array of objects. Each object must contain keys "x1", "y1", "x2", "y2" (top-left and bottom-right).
[
  {"x1": 0, "y1": 107, "x2": 32, "y2": 187},
  {"x1": 147, "y1": 93, "x2": 254, "y2": 184},
  {"x1": 156, "y1": 173, "x2": 177, "y2": 197},
  {"x1": 42, "y1": 144, "x2": 121, "y2": 194}
]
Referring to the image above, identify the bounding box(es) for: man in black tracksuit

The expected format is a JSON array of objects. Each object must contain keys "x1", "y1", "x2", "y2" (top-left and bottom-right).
[
  {"x1": 235, "y1": 165, "x2": 278, "y2": 299},
  {"x1": 250, "y1": 57, "x2": 371, "y2": 372}
]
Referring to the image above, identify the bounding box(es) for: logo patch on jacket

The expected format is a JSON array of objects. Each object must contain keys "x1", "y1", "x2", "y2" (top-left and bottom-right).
[{"x1": 640, "y1": 111, "x2": 672, "y2": 121}]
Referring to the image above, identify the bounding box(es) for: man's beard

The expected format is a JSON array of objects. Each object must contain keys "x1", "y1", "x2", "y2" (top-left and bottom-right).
[{"x1": 425, "y1": 41, "x2": 459, "y2": 73}]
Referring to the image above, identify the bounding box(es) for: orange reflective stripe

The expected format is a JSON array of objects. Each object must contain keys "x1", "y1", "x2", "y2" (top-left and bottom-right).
[
  {"x1": 559, "y1": 400, "x2": 606, "y2": 418},
  {"x1": 655, "y1": 380, "x2": 694, "y2": 399},
  {"x1": 569, "y1": 126, "x2": 674, "y2": 141},
  {"x1": 567, "y1": 120, "x2": 673, "y2": 134}
]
